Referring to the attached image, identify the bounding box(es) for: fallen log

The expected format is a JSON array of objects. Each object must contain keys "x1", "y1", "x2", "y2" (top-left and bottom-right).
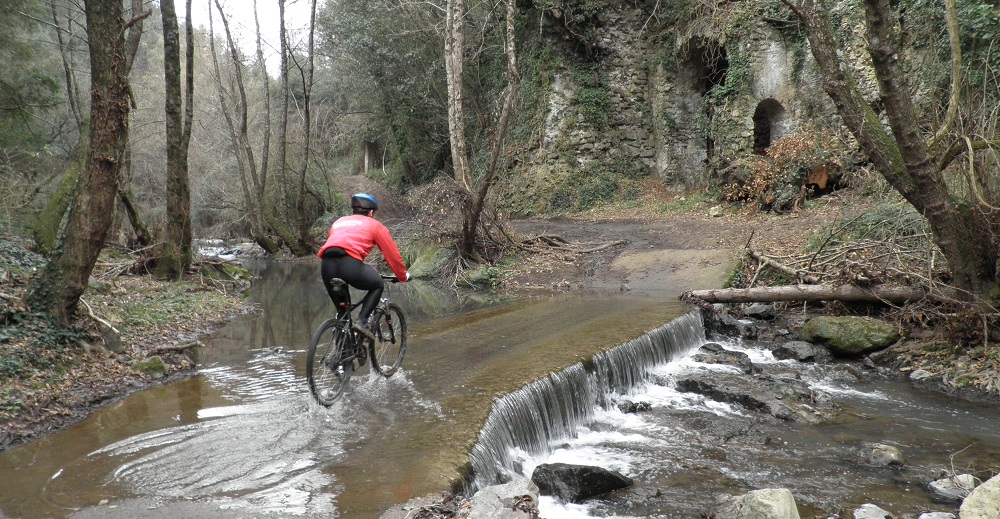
[{"x1": 682, "y1": 284, "x2": 928, "y2": 304}]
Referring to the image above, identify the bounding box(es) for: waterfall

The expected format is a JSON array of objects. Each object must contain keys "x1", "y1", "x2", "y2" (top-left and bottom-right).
[{"x1": 464, "y1": 310, "x2": 706, "y2": 493}]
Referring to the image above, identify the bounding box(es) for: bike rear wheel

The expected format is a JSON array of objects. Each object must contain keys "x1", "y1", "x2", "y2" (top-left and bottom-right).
[
  {"x1": 369, "y1": 303, "x2": 407, "y2": 377},
  {"x1": 306, "y1": 318, "x2": 354, "y2": 406}
]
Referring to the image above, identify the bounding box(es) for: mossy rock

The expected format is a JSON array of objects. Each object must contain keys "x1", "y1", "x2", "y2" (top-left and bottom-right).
[
  {"x1": 801, "y1": 316, "x2": 900, "y2": 358},
  {"x1": 132, "y1": 356, "x2": 168, "y2": 379},
  {"x1": 199, "y1": 261, "x2": 252, "y2": 289},
  {"x1": 461, "y1": 264, "x2": 501, "y2": 288},
  {"x1": 407, "y1": 245, "x2": 455, "y2": 280}
]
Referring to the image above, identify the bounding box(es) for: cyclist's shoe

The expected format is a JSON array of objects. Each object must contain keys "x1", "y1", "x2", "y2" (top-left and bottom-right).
[{"x1": 352, "y1": 321, "x2": 376, "y2": 342}]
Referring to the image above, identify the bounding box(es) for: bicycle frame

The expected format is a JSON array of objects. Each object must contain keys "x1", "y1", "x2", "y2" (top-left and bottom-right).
[{"x1": 307, "y1": 274, "x2": 406, "y2": 406}]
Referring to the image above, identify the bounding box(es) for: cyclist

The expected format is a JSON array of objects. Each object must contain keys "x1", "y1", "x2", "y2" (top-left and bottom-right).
[{"x1": 318, "y1": 193, "x2": 410, "y2": 341}]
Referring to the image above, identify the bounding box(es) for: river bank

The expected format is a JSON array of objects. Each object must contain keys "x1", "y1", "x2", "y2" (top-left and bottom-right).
[{"x1": 2, "y1": 194, "x2": 998, "y2": 453}]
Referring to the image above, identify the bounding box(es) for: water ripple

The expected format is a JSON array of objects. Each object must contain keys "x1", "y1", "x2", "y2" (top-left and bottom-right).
[{"x1": 90, "y1": 395, "x2": 355, "y2": 515}]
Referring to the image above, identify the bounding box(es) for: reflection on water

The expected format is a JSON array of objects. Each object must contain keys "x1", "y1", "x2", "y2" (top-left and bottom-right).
[{"x1": 0, "y1": 261, "x2": 682, "y2": 518}]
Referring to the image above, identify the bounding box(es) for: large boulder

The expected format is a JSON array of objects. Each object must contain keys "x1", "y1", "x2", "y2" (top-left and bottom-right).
[
  {"x1": 530, "y1": 463, "x2": 632, "y2": 503},
  {"x1": 800, "y1": 316, "x2": 899, "y2": 357},
  {"x1": 693, "y1": 343, "x2": 758, "y2": 374},
  {"x1": 771, "y1": 341, "x2": 832, "y2": 362},
  {"x1": 675, "y1": 371, "x2": 838, "y2": 423},
  {"x1": 959, "y1": 472, "x2": 1000, "y2": 518}
]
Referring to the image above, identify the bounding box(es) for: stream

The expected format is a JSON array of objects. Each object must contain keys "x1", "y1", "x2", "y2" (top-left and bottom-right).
[{"x1": 1, "y1": 260, "x2": 998, "y2": 518}]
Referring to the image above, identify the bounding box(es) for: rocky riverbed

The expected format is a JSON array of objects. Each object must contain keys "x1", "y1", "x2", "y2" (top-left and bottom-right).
[{"x1": 385, "y1": 302, "x2": 1000, "y2": 519}]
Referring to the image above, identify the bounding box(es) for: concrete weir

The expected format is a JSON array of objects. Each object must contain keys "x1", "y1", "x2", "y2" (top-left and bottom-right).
[{"x1": 463, "y1": 311, "x2": 705, "y2": 494}]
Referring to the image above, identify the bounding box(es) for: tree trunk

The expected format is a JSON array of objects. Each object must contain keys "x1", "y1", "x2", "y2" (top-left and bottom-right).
[
  {"x1": 209, "y1": 1, "x2": 279, "y2": 254},
  {"x1": 117, "y1": 181, "x2": 152, "y2": 247},
  {"x1": 33, "y1": 2, "x2": 87, "y2": 255},
  {"x1": 683, "y1": 284, "x2": 931, "y2": 304},
  {"x1": 295, "y1": 0, "x2": 319, "y2": 253},
  {"x1": 275, "y1": 0, "x2": 290, "y2": 221},
  {"x1": 445, "y1": 0, "x2": 472, "y2": 191},
  {"x1": 460, "y1": 0, "x2": 519, "y2": 261},
  {"x1": 26, "y1": 0, "x2": 130, "y2": 323},
  {"x1": 35, "y1": 1, "x2": 151, "y2": 255},
  {"x1": 156, "y1": 0, "x2": 193, "y2": 279},
  {"x1": 783, "y1": 0, "x2": 996, "y2": 298}
]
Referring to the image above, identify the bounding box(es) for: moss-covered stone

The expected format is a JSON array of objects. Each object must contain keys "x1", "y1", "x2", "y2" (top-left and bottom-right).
[
  {"x1": 461, "y1": 264, "x2": 500, "y2": 288},
  {"x1": 801, "y1": 316, "x2": 900, "y2": 358},
  {"x1": 408, "y1": 245, "x2": 455, "y2": 280},
  {"x1": 132, "y1": 356, "x2": 168, "y2": 379}
]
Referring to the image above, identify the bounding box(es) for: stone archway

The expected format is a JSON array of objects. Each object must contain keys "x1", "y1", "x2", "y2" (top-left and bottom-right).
[{"x1": 753, "y1": 98, "x2": 786, "y2": 154}]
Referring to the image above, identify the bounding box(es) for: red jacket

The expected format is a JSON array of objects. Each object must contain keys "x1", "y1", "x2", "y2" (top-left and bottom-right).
[{"x1": 317, "y1": 214, "x2": 409, "y2": 280}]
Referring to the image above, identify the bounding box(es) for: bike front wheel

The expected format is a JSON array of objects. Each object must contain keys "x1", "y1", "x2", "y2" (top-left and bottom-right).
[
  {"x1": 369, "y1": 303, "x2": 407, "y2": 377},
  {"x1": 306, "y1": 318, "x2": 354, "y2": 406}
]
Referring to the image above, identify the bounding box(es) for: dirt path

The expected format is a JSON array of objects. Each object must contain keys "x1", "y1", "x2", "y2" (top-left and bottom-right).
[{"x1": 505, "y1": 206, "x2": 841, "y2": 297}]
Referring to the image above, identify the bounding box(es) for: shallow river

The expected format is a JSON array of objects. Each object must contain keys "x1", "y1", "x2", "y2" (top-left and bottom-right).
[{"x1": 0, "y1": 261, "x2": 998, "y2": 518}]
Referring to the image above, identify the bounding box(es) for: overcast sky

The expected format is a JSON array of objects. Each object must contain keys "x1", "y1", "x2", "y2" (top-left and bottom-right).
[{"x1": 188, "y1": 0, "x2": 316, "y2": 73}]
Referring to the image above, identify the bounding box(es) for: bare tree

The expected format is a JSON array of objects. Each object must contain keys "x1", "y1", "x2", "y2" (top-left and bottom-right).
[
  {"x1": 782, "y1": 0, "x2": 999, "y2": 303},
  {"x1": 293, "y1": 0, "x2": 319, "y2": 249},
  {"x1": 33, "y1": 1, "x2": 89, "y2": 255},
  {"x1": 26, "y1": 0, "x2": 132, "y2": 323},
  {"x1": 459, "y1": 0, "x2": 519, "y2": 262},
  {"x1": 208, "y1": 0, "x2": 278, "y2": 253},
  {"x1": 34, "y1": 0, "x2": 152, "y2": 253},
  {"x1": 155, "y1": 0, "x2": 194, "y2": 279},
  {"x1": 445, "y1": 0, "x2": 472, "y2": 191}
]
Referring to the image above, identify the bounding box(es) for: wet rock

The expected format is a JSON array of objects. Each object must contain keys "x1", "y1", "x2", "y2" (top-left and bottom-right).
[
  {"x1": 771, "y1": 341, "x2": 832, "y2": 362},
  {"x1": 468, "y1": 478, "x2": 540, "y2": 519},
  {"x1": 693, "y1": 343, "x2": 758, "y2": 374},
  {"x1": 800, "y1": 316, "x2": 900, "y2": 358},
  {"x1": 860, "y1": 443, "x2": 905, "y2": 467},
  {"x1": 917, "y1": 513, "x2": 956, "y2": 519},
  {"x1": 675, "y1": 371, "x2": 838, "y2": 423},
  {"x1": 742, "y1": 303, "x2": 776, "y2": 320},
  {"x1": 960, "y1": 472, "x2": 1000, "y2": 518},
  {"x1": 929, "y1": 474, "x2": 978, "y2": 503},
  {"x1": 852, "y1": 503, "x2": 894, "y2": 518},
  {"x1": 618, "y1": 400, "x2": 651, "y2": 413},
  {"x1": 530, "y1": 463, "x2": 633, "y2": 503},
  {"x1": 714, "y1": 488, "x2": 801, "y2": 519},
  {"x1": 704, "y1": 308, "x2": 758, "y2": 340}
]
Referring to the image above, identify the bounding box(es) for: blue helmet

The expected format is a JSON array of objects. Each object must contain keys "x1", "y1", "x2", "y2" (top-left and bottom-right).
[{"x1": 350, "y1": 193, "x2": 378, "y2": 212}]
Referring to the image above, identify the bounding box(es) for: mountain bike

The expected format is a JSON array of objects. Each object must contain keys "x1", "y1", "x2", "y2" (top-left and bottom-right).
[{"x1": 306, "y1": 275, "x2": 408, "y2": 406}]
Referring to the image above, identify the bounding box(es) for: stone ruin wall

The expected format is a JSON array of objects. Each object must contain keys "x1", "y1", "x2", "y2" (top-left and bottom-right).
[{"x1": 531, "y1": 2, "x2": 838, "y2": 193}]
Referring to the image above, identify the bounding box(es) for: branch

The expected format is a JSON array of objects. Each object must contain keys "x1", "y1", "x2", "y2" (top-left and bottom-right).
[
  {"x1": 152, "y1": 340, "x2": 204, "y2": 353},
  {"x1": 749, "y1": 249, "x2": 822, "y2": 284},
  {"x1": 937, "y1": 138, "x2": 1000, "y2": 173},
  {"x1": 80, "y1": 298, "x2": 121, "y2": 335},
  {"x1": 928, "y1": 0, "x2": 962, "y2": 148}
]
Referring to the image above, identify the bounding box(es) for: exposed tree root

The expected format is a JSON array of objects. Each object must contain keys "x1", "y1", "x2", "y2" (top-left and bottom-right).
[{"x1": 520, "y1": 234, "x2": 626, "y2": 254}]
